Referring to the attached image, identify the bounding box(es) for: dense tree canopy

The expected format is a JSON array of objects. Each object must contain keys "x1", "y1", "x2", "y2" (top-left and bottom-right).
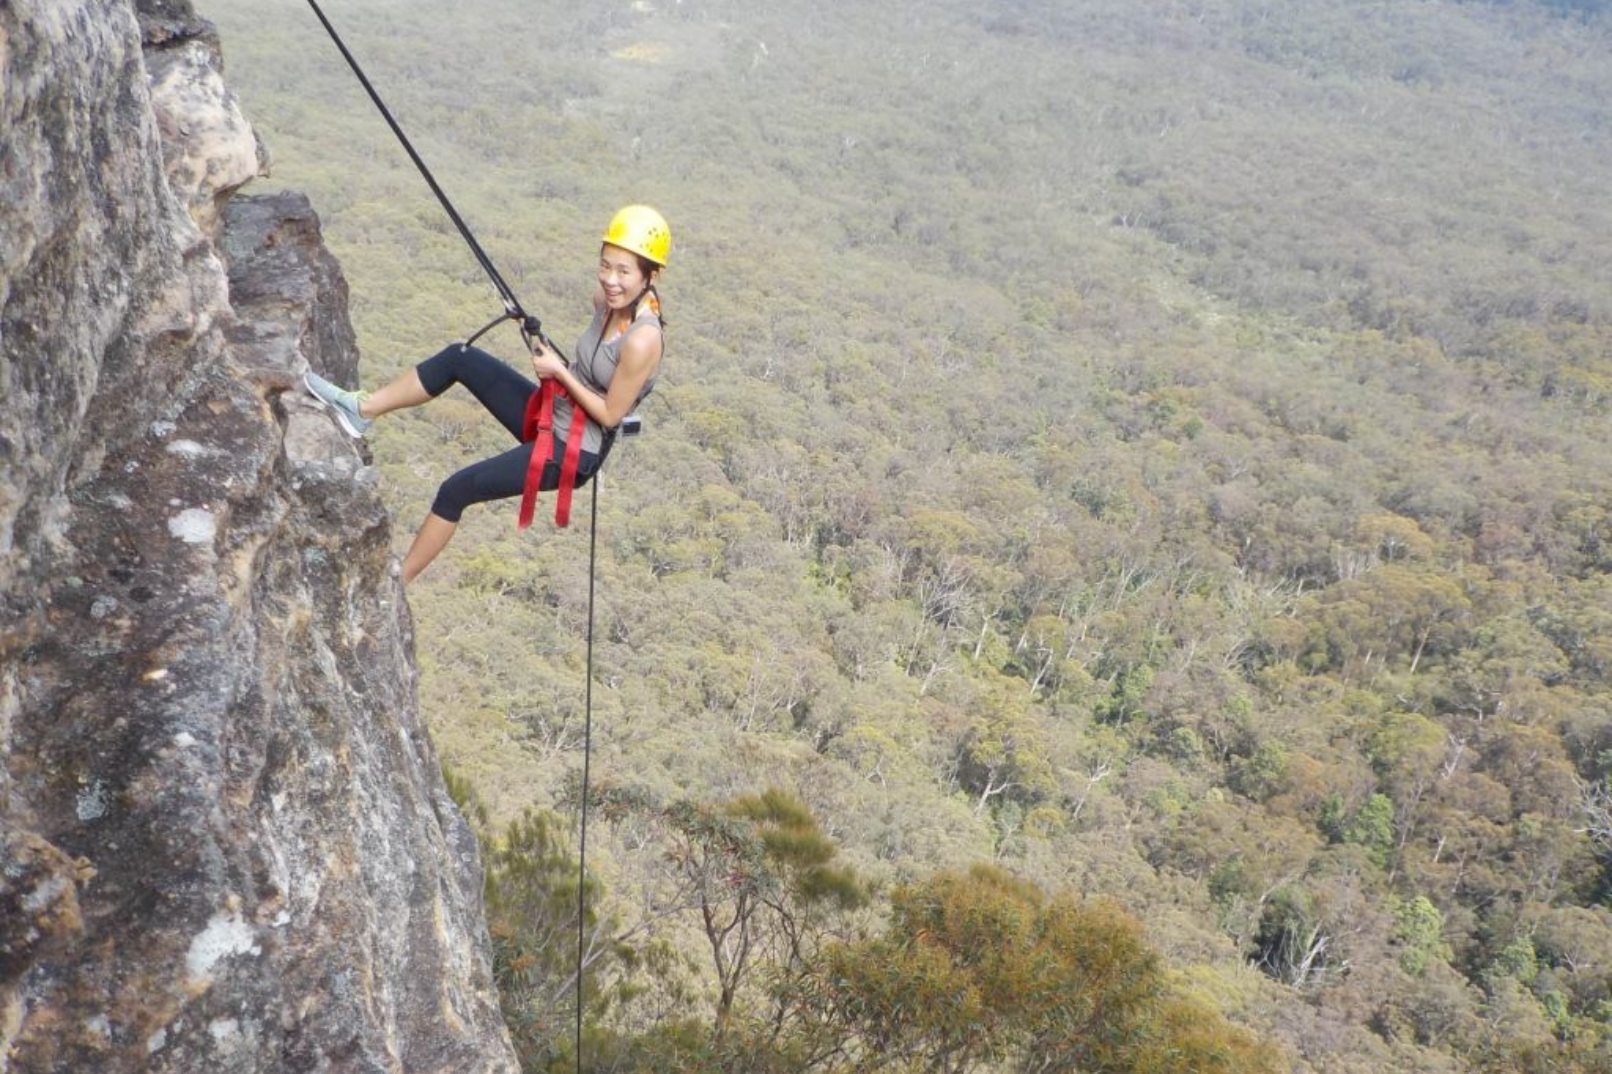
[{"x1": 211, "y1": 0, "x2": 1612, "y2": 1070}]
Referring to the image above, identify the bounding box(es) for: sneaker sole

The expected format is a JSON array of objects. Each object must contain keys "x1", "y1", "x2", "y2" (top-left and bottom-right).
[{"x1": 303, "y1": 374, "x2": 370, "y2": 439}]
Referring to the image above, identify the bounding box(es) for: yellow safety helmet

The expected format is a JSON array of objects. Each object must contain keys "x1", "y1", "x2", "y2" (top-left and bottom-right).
[{"x1": 602, "y1": 204, "x2": 671, "y2": 267}]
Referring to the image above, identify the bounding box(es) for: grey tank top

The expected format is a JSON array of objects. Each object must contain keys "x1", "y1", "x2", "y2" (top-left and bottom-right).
[{"x1": 552, "y1": 301, "x2": 662, "y2": 453}]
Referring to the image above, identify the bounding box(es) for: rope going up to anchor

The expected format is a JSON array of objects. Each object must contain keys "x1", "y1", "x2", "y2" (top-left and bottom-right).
[
  {"x1": 302, "y1": 0, "x2": 560, "y2": 355},
  {"x1": 299, "y1": 4, "x2": 602, "y2": 1069},
  {"x1": 304, "y1": 1, "x2": 516, "y2": 317}
]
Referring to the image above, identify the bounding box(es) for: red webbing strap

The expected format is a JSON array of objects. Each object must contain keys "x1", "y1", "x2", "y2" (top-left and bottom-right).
[
  {"x1": 517, "y1": 382, "x2": 555, "y2": 529},
  {"x1": 517, "y1": 379, "x2": 585, "y2": 529},
  {"x1": 553, "y1": 404, "x2": 583, "y2": 527}
]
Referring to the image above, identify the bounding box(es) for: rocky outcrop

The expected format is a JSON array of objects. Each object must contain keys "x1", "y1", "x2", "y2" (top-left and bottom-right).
[{"x1": 0, "y1": 2, "x2": 517, "y2": 1071}]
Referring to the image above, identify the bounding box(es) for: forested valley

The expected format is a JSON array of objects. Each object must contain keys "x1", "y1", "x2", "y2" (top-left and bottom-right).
[{"x1": 207, "y1": 1, "x2": 1612, "y2": 1070}]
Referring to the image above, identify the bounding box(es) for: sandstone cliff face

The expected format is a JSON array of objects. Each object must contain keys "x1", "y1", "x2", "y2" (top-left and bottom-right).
[{"x1": 0, "y1": 2, "x2": 518, "y2": 1071}]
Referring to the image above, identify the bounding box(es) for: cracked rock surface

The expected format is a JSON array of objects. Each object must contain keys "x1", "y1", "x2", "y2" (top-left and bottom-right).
[{"x1": 0, "y1": 2, "x2": 517, "y2": 1071}]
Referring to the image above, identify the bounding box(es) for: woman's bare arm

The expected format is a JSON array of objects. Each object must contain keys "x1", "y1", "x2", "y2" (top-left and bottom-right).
[{"x1": 534, "y1": 327, "x2": 661, "y2": 430}]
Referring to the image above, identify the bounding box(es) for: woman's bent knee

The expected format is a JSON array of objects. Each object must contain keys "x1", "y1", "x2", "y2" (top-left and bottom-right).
[
  {"x1": 418, "y1": 343, "x2": 492, "y2": 397},
  {"x1": 431, "y1": 473, "x2": 474, "y2": 523}
]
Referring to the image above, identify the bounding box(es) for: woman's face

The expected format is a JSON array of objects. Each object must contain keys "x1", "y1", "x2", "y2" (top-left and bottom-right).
[{"x1": 598, "y1": 243, "x2": 652, "y2": 311}]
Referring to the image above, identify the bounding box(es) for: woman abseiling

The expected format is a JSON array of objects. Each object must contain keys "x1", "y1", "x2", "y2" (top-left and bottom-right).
[{"x1": 305, "y1": 205, "x2": 670, "y2": 583}]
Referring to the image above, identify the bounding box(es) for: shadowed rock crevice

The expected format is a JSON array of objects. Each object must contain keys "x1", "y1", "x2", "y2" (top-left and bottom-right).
[{"x1": 0, "y1": 1, "x2": 517, "y2": 1070}]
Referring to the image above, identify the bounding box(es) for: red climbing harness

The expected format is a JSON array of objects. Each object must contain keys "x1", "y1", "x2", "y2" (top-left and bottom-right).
[{"x1": 518, "y1": 379, "x2": 584, "y2": 529}]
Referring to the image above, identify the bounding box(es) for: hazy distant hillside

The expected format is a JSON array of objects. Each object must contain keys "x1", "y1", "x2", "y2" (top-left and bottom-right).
[{"x1": 209, "y1": 1, "x2": 1611, "y2": 1071}]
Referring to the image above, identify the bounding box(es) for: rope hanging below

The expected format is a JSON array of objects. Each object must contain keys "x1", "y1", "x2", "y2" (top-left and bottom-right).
[{"x1": 575, "y1": 475, "x2": 600, "y2": 1069}]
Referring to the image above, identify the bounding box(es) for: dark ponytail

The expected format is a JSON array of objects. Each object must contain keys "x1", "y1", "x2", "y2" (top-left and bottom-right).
[{"x1": 633, "y1": 254, "x2": 666, "y2": 327}]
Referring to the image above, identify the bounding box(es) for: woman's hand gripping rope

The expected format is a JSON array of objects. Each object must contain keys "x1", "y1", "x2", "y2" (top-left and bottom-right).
[{"x1": 530, "y1": 335, "x2": 567, "y2": 380}]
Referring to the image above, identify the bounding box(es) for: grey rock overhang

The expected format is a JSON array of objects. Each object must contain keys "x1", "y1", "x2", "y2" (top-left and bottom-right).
[{"x1": 0, "y1": 2, "x2": 517, "y2": 1071}]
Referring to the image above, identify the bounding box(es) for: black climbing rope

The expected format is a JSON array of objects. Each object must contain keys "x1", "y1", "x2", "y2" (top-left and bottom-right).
[
  {"x1": 576, "y1": 474, "x2": 599, "y2": 1067},
  {"x1": 300, "y1": 5, "x2": 599, "y2": 1068},
  {"x1": 302, "y1": 0, "x2": 562, "y2": 357}
]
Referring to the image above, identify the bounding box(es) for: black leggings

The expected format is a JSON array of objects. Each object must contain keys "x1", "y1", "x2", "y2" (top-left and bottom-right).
[{"x1": 417, "y1": 344, "x2": 599, "y2": 523}]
